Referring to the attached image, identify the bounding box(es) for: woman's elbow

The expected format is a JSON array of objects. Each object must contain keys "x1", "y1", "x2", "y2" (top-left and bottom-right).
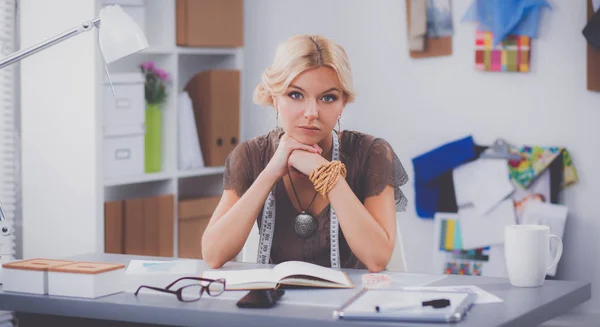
[
  {"x1": 366, "y1": 259, "x2": 388, "y2": 273},
  {"x1": 365, "y1": 244, "x2": 395, "y2": 273},
  {"x1": 202, "y1": 246, "x2": 226, "y2": 269},
  {"x1": 201, "y1": 237, "x2": 225, "y2": 269}
]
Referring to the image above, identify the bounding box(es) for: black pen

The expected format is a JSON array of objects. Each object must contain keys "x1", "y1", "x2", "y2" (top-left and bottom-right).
[{"x1": 375, "y1": 299, "x2": 451, "y2": 312}]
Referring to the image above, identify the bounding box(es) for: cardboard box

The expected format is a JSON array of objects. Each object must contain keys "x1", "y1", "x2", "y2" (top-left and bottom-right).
[
  {"x1": 176, "y1": 0, "x2": 243, "y2": 47},
  {"x1": 178, "y1": 196, "x2": 221, "y2": 259},
  {"x1": 48, "y1": 262, "x2": 126, "y2": 298},
  {"x1": 3, "y1": 259, "x2": 74, "y2": 295},
  {"x1": 185, "y1": 70, "x2": 240, "y2": 167},
  {"x1": 123, "y1": 194, "x2": 174, "y2": 257}
]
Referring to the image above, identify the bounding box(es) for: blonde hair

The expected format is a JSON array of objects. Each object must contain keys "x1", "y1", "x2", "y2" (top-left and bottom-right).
[{"x1": 253, "y1": 35, "x2": 356, "y2": 107}]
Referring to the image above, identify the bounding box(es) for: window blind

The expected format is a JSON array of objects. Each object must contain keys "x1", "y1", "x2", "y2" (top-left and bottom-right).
[{"x1": 0, "y1": 0, "x2": 18, "y2": 325}]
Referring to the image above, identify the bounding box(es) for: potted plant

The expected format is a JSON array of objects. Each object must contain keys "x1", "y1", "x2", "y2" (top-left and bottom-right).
[{"x1": 140, "y1": 61, "x2": 169, "y2": 173}]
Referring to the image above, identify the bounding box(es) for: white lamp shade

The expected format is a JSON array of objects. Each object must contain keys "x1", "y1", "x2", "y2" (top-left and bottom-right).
[{"x1": 98, "y1": 5, "x2": 149, "y2": 64}]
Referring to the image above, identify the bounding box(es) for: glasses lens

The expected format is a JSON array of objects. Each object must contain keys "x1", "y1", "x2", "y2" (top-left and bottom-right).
[
  {"x1": 180, "y1": 284, "x2": 203, "y2": 302},
  {"x1": 207, "y1": 279, "x2": 225, "y2": 296}
]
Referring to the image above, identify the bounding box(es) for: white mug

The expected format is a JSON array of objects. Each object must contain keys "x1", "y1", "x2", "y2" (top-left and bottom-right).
[{"x1": 504, "y1": 225, "x2": 563, "y2": 287}]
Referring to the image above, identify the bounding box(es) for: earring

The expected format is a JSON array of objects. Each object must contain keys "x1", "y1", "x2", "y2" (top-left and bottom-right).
[
  {"x1": 276, "y1": 110, "x2": 279, "y2": 129},
  {"x1": 337, "y1": 115, "x2": 341, "y2": 134}
]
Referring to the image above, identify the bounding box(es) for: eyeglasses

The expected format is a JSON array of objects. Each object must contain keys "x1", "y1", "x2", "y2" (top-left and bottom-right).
[{"x1": 134, "y1": 277, "x2": 226, "y2": 302}]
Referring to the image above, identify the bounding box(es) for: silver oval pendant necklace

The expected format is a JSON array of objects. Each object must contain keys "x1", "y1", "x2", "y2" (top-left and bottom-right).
[{"x1": 288, "y1": 172, "x2": 319, "y2": 239}]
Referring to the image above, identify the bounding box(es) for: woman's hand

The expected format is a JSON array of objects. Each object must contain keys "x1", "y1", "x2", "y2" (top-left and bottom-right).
[
  {"x1": 264, "y1": 133, "x2": 322, "y2": 179},
  {"x1": 288, "y1": 149, "x2": 328, "y2": 176}
]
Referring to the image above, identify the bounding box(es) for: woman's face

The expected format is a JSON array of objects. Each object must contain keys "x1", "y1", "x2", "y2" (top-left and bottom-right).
[{"x1": 273, "y1": 67, "x2": 345, "y2": 145}]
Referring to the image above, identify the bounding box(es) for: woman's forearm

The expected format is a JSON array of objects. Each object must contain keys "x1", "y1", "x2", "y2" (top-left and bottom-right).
[
  {"x1": 327, "y1": 178, "x2": 396, "y2": 272},
  {"x1": 202, "y1": 169, "x2": 279, "y2": 268}
]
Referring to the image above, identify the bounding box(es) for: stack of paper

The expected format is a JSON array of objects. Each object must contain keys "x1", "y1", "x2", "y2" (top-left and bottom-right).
[{"x1": 124, "y1": 259, "x2": 199, "y2": 293}]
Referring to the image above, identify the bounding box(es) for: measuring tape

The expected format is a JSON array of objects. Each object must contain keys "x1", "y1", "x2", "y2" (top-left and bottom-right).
[{"x1": 257, "y1": 130, "x2": 341, "y2": 268}]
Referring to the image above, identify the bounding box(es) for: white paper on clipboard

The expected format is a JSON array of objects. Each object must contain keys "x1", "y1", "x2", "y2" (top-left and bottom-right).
[{"x1": 334, "y1": 289, "x2": 476, "y2": 323}]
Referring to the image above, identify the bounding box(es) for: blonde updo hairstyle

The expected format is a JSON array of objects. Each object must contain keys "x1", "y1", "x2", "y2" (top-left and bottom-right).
[{"x1": 253, "y1": 35, "x2": 356, "y2": 107}]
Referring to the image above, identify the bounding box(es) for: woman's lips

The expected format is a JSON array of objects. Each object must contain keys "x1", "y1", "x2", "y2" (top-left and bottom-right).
[{"x1": 299, "y1": 126, "x2": 320, "y2": 134}]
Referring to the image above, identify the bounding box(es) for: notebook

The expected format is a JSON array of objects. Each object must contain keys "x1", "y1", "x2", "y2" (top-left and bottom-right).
[
  {"x1": 201, "y1": 261, "x2": 353, "y2": 290},
  {"x1": 334, "y1": 289, "x2": 476, "y2": 323}
]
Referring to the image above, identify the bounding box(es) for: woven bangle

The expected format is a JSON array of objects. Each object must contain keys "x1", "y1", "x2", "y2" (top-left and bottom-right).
[{"x1": 309, "y1": 161, "x2": 347, "y2": 198}]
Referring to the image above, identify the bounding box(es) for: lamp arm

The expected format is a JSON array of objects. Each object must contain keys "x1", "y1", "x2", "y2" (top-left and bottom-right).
[{"x1": 0, "y1": 17, "x2": 100, "y2": 70}]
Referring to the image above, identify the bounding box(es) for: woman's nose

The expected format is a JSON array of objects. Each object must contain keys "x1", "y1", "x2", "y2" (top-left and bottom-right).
[{"x1": 304, "y1": 102, "x2": 318, "y2": 120}]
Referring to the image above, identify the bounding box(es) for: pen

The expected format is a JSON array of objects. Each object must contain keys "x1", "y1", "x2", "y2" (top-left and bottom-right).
[{"x1": 375, "y1": 299, "x2": 451, "y2": 312}]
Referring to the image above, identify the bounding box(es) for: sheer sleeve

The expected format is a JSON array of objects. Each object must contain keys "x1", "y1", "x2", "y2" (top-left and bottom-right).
[
  {"x1": 364, "y1": 138, "x2": 409, "y2": 212},
  {"x1": 223, "y1": 141, "x2": 254, "y2": 197}
]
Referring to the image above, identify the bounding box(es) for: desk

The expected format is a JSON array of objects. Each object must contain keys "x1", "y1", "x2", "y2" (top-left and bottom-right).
[{"x1": 0, "y1": 253, "x2": 590, "y2": 327}]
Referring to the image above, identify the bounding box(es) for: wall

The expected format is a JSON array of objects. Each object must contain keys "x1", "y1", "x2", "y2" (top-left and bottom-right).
[
  {"x1": 20, "y1": 0, "x2": 102, "y2": 258},
  {"x1": 243, "y1": 0, "x2": 599, "y2": 313}
]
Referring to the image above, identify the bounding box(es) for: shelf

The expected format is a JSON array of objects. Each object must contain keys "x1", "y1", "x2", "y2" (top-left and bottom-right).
[
  {"x1": 178, "y1": 166, "x2": 225, "y2": 178},
  {"x1": 104, "y1": 171, "x2": 173, "y2": 187},
  {"x1": 141, "y1": 46, "x2": 240, "y2": 56}
]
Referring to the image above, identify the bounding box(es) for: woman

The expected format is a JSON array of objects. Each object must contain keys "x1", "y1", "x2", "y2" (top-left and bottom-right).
[{"x1": 202, "y1": 34, "x2": 408, "y2": 272}]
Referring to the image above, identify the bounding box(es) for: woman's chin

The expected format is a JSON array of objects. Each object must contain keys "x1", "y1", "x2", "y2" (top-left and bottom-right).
[{"x1": 289, "y1": 131, "x2": 323, "y2": 145}]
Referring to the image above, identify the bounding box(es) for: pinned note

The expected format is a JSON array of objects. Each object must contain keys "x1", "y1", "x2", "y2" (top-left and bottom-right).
[
  {"x1": 459, "y1": 199, "x2": 517, "y2": 250},
  {"x1": 453, "y1": 158, "x2": 515, "y2": 214}
]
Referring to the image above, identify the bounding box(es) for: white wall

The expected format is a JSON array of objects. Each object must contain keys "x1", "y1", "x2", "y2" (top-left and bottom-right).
[
  {"x1": 243, "y1": 0, "x2": 599, "y2": 313},
  {"x1": 20, "y1": 0, "x2": 102, "y2": 258}
]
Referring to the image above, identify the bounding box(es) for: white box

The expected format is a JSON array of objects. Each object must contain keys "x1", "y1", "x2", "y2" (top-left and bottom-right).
[
  {"x1": 101, "y1": 0, "x2": 146, "y2": 33},
  {"x1": 2, "y1": 259, "x2": 74, "y2": 295},
  {"x1": 103, "y1": 124, "x2": 145, "y2": 178},
  {"x1": 48, "y1": 262, "x2": 125, "y2": 298},
  {"x1": 103, "y1": 73, "x2": 145, "y2": 127}
]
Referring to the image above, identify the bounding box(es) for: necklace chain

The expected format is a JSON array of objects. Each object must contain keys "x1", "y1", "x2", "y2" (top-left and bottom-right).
[{"x1": 287, "y1": 172, "x2": 318, "y2": 214}]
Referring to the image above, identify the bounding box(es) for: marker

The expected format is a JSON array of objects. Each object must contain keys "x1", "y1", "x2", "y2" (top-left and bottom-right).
[{"x1": 375, "y1": 299, "x2": 451, "y2": 312}]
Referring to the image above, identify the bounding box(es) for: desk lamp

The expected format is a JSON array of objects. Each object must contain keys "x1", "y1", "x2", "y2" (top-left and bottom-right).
[{"x1": 0, "y1": 5, "x2": 149, "y2": 282}]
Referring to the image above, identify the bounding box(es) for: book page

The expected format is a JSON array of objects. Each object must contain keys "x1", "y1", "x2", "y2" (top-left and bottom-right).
[
  {"x1": 272, "y1": 261, "x2": 350, "y2": 286},
  {"x1": 202, "y1": 269, "x2": 276, "y2": 288}
]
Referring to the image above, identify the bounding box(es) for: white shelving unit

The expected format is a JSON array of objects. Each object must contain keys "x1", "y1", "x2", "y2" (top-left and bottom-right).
[{"x1": 101, "y1": 0, "x2": 243, "y2": 258}]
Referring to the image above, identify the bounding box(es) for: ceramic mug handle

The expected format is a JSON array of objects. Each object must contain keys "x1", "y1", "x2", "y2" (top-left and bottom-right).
[{"x1": 546, "y1": 234, "x2": 563, "y2": 272}]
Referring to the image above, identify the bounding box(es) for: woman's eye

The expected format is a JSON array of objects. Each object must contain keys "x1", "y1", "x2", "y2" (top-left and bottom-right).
[
  {"x1": 288, "y1": 91, "x2": 303, "y2": 100},
  {"x1": 322, "y1": 94, "x2": 338, "y2": 103}
]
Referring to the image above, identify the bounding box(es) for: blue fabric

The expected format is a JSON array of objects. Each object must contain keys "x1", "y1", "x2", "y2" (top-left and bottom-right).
[
  {"x1": 412, "y1": 136, "x2": 476, "y2": 219},
  {"x1": 462, "y1": 0, "x2": 551, "y2": 46}
]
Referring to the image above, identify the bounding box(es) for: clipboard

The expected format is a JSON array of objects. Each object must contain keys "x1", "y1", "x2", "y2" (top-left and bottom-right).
[{"x1": 333, "y1": 289, "x2": 476, "y2": 323}]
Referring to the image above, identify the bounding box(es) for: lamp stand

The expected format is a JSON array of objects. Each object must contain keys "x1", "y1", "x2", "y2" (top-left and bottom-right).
[{"x1": 0, "y1": 17, "x2": 100, "y2": 70}]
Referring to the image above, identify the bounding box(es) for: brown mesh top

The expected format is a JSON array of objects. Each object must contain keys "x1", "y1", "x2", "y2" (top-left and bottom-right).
[{"x1": 223, "y1": 128, "x2": 408, "y2": 269}]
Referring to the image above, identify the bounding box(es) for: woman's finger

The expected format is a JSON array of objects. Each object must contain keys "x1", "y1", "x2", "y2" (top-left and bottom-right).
[{"x1": 288, "y1": 141, "x2": 319, "y2": 154}]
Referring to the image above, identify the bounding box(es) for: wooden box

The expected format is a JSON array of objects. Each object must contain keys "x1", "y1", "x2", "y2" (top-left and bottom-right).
[
  {"x1": 185, "y1": 70, "x2": 240, "y2": 167},
  {"x1": 178, "y1": 196, "x2": 221, "y2": 259},
  {"x1": 176, "y1": 0, "x2": 244, "y2": 47}
]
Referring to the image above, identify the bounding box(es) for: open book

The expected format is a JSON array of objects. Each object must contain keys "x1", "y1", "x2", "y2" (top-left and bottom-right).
[{"x1": 201, "y1": 261, "x2": 354, "y2": 290}]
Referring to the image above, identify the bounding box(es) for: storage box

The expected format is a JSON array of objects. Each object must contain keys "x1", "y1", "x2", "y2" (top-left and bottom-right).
[
  {"x1": 184, "y1": 70, "x2": 240, "y2": 167},
  {"x1": 178, "y1": 196, "x2": 221, "y2": 259},
  {"x1": 2, "y1": 259, "x2": 74, "y2": 295},
  {"x1": 102, "y1": 0, "x2": 146, "y2": 33},
  {"x1": 103, "y1": 125, "x2": 145, "y2": 178},
  {"x1": 176, "y1": 0, "x2": 243, "y2": 47},
  {"x1": 103, "y1": 73, "x2": 145, "y2": 127},
  {"x1": 48, "y1": 262, "x2": 125, "y2": 298},
  {"x1": 124, "y1": 259, "x2": 198, "y2": 293}
]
